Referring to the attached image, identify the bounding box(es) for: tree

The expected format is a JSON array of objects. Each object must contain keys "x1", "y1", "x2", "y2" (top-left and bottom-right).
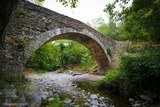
[
  {"x1": 87, "y1": 17, "x2": 131, "y2": 41},
  {"x1": 104, "y1": 0, "x2": 160, "y2": 41},
  {"x1": 30, "y1": 0, "x2": 78, "y2": 8}
]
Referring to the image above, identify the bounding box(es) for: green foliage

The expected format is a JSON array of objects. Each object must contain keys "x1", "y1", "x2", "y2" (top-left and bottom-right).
[
  {"x1": 97, "y1": 69, "x2": 121, "y2": 87},
  {"x1": 80, "y1": 52, "x2": 93, "y2": 70},
  {"x1": 122, "y1": 45, "x2": 140, "y2": 53},
  {"x1": 46, "y1": 97, "x2": 64, "y2": 107},
  {"x1": 104, "y1": 0, "x2": 160, "y2": 41},
  {"x1": 26, "y1": 43, "x2": 59, "y2": 71},
  {"x1": 26, "y1": 40, "x2": 94, "y2": 72},
  {"x1": 88, "y1": 17, "x2": 131, "y2": 41},
  {"x1": 98, "y1": 45, "x2": 160, "y2": 94}
]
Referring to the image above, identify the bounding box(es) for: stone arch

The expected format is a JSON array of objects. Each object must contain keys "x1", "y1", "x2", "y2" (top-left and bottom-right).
[{"x1": 24, "y1": 28, "x2": 111, "y2": 73}]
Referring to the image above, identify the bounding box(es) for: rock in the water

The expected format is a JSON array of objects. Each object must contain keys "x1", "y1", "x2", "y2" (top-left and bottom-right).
[
  {"x1": 92, "y1": 105, "x2": 98, "y2": 107},
  {"x1": 140, "y1": 94, "x2": 152, "y2": 101},
  {"x1": 84, "y1": 102, "x2": 90, "y2": 106},
  {"x1": 106, "y1": 97, "x2": 109, "y2": 100},
  {"x1": 64, "y1": 98, "x2": 72, "y2": 104},
  {"x1": 90, "y1": 94, "x2": 98, "y2": 100},
  {"x1": 91, "y1": 100, "x2": 99, "y2": 106},
  {"x1": 48, "y1": 97, "x2": 54, "y2": 101},
  {"x1": 132, "y1": 103, "x2": 141, "y2": 107},
  {"x1": 102, "y1": 103, "x2": 108, "y2": 107},
  {"x1": 129, "y1": 98, "x2": 135, "y2": 102},
  {"x1": 87, "y1": 99, "x2": 91, "y2": 102},
  {"x1": 0, "y1": 91, "x2": 3, "y2": 96},
  {"x1": 99, "y1": 97, "x2": 105, "y2": 101},
  {"x1": 72, "y1": 73, "x2": 82, "y2": 76}
]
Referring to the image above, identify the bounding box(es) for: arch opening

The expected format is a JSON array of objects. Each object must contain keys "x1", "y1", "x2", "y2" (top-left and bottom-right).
[
  {"x1": 24, "y1": 28, "x2": 111, "y2": 73},
  {"x1": 25, "y1": 39, "x2": 99, "y2": 73}
]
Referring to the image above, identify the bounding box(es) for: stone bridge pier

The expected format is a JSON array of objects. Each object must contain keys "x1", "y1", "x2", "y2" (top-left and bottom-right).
[{"x1": 0, "y1": 0, "x2": 116, "y2": 76}]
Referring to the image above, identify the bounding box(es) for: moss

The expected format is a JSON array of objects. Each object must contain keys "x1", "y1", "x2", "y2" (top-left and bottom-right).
[
  {"x1": 16, "y1": 7, "x2": 26, "y2": 14},
  {"x1": 5, "y1": 35, "x2": 26, "y2": 50}
]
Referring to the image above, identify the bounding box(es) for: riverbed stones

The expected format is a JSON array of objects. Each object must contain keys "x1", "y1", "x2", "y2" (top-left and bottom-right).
[
  {"x1": 25, "y1": 72, "x2": 115, "y2": 107},
  {"x1": 132, "y1": 103, "x2": 141, "y2": 107},
  {"x1": 140, "y1": 94, "x2": 152, "y2": 101},
  {"x1": 90, "y1": 99, "x2": 99, "y2": 106},
  {"x1": 129, "y1": 98, "x2": 135, "y2": 102},
  {"x1": 99, "y1": 96, "x2": 105, "y2": 101},
  {"x1": 0, "y1": 91, "x2": 3, "y2": 96},
  {"x1": 64, "y1": 98, "x2": 72, "y2": 104},
  {"x1": 90, "y1": 94, "x2": 98, "y2": 100},
  {"x1": 48, "y1": 97, "x2": 54, "y2": 101}
]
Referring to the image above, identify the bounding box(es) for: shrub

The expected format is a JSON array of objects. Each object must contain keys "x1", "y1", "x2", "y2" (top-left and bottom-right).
[
  {"x1": 97, "y1": 69, "x2": 121, "y2": 87},
  {"x1": 97, "y1": 45, "x2": 160, "y2": 94}
]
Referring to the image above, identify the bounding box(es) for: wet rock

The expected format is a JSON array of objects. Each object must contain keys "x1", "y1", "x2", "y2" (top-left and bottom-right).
[
  {"x1": 140, "y1": 94, "x2": 152, "y2": 101},
  {"x1": 19, "y1": 95, "x2": 27, "y2": 103},
  {"x1": 68, "y1": 70, "x2": 73, "y2": 74},
  {"x1": 99, "y1": 97, "x2": 105, "y2": 101},
  {"x1": 87, "y1": 92, "x2": 91, "y2": 95},
  {"x1": 46, "y1": 86, "x2": 49, "y2": 89},
  {"x1": 48, "y1": 97, "x2": 54, "y2": 101},
  {"x1": 4, "y1": 89, "x2": 18, "y2": 99},
  {"x1": 90, "y1": 94, "x2": 98, "y2": 100},
  {"x1": 87, "y1": 99, "x2": 91, "y2": 102},
  {"x1": 90, "y1": 100, "x2": 99, "y2": 106},
  {"x1": 10, "y1": 84, "x2": 15, "y2": 88},
  {"x1": 43, "y1": 92, "x2": 49, "y2": 96},
  {"x1": 48, "y1": 91, "x2": 53, "y2": 96},
  {"x1": 64, "y1": 98, "x2": 72, "y2": 104},
  {"x1": 92, "y1": 105, "x2": 99, "y2": 107},
  {"x1": 72, "y1": 73, "x2": 82, "y2": 76},
  {"x1": 102, "y1": 103, "x2": 108, "y2": 107},
  {"x1": 84, "y1": 102, "x2": 90, "y2": 106},
  {"x1": 0, "y1": 91, "x2": 3, "y2": 96},
  {"x1": 110, "y1": 105, "x2": 115, "y2": 107},
  {"x1": 28, "y1": 92, "x2": 42, "y2": 107},
  {"x1": 106, "y1": 97, "x2": 109, "y2": 100},
  {"x1": 132, "y1": 103, "x2": 141, "y2": 107},
  {"x1": 129, "y1": 98, "x2": 135, "y2": 102}
]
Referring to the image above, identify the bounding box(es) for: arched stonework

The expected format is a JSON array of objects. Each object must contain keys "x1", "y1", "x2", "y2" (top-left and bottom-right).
[
  {"x1": 25, "y1": 28, "x2": 111, "y2": 73},
  {"x1": 0, "y1": 0, "x2": 116, "y2": 75}
]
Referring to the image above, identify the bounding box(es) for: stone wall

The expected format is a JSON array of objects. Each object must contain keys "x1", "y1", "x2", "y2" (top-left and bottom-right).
[
  {"x1": 1, "y1": 0, "x2": 116, "y2": 75},
  {"x1": 0, "y1": 0, "x2": 21, "y2": 76}
]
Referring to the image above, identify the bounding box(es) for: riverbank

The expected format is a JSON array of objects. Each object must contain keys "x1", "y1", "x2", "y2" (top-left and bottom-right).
[
  {"x1": 26, "y1": 71, "x2": 130, "y2": 107},
  {"x1": 0, "y1": 70, "x2": 131, "y2": 107}
]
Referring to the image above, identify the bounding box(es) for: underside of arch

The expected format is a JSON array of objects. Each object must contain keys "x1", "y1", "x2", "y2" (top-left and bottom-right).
[{"x1": 25, "y1": 28, "x2": 111, "y2": 73}]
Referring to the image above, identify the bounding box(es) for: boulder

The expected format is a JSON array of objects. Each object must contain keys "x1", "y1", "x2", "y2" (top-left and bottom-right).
[{"x1": 90, "y1": 94, "x2": 98, "y2": 100}]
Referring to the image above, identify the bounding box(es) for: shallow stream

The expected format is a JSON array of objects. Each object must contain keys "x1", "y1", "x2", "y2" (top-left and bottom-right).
[{"x1": 0, "y1": 72, "x2": 131, "y2": 107}]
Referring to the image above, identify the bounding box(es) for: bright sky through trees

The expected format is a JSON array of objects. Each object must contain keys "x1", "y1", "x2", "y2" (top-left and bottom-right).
[{"x1": 43, "y1": 0, "x2": 117, "y2": 23}]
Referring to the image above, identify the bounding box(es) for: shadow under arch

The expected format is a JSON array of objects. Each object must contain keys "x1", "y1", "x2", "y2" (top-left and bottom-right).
[{"x1": 25, "y1": 28, "x2": 111, "y2": 73}]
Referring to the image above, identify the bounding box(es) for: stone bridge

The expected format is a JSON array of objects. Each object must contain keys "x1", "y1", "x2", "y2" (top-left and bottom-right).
[{"x1": 0, "y1": 0, "x2": 116, "y2": 75}]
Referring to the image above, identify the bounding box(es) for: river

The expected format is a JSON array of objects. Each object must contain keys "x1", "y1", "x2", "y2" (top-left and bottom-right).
[
  {"x1": 0, "y1": 71, "x2": 130, "y2": 107},
  {"x1": 25, "y1": 72, "x2": 131, "y2": 107}
]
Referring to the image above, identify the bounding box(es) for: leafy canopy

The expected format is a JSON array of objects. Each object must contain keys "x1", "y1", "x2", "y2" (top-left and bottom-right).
[{"x1": 104, "y1": 0, "x2": 160, "y2": 41}]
